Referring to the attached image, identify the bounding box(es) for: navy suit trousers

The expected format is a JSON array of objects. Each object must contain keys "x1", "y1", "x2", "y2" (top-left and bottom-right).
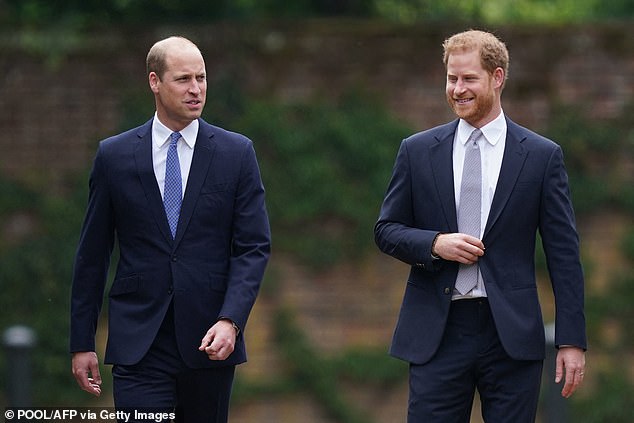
[
  {"x1": 408, "y1": 298, "x2": 543, "y2": 423},
  {"x1": 112, "y1": 303, "x2": 236, "y2": 423}
]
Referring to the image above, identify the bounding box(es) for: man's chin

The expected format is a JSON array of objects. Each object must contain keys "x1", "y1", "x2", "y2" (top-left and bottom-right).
[
  {"x1": 452, "y1": 106, "x2": 473, "y2": 121},
  {"x1": 187, "y1": 111, "x2": 204, "y2": 121}
]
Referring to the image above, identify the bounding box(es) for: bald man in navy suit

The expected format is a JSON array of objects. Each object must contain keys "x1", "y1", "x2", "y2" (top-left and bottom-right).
[
  {"x1": 375, "y1": 30, "x2": 586, "y2": 422},
  {"x1": 70, "y1": 36, "x2": 271, "y2": 422}
]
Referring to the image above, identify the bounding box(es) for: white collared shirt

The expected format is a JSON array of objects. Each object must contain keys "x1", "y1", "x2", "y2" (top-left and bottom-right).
[
  {"x1": 152, "y1": 114, "x2": 198, "y2": 199},
  {"x1": 451, "y1": 111, "x2": 507, "y2": 298}
]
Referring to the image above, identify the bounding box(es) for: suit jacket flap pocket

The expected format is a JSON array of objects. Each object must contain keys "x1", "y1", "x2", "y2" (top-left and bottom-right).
[
  {"x1": 209, "y1": 272, "x2": 228, "y2": 293},
  {"x1": 109, "y1": 275, "x2": 140, "y2": 296}
]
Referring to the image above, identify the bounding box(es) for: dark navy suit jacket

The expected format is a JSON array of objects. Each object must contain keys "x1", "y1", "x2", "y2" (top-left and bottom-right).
[
  {"x1": 375, "y1": 117, "x2": 586, "y2": 364},
  {"x1": 70, "y1": 118, "x2": 271, "y2": 368}
]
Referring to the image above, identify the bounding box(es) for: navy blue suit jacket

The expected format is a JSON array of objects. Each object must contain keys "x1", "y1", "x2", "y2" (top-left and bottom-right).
[
  {"x1": 375, "y1": 117, "x2": 586, "y2": 364},
  {"x1": 70, "y1": 118, "x2": 271, "y2": 368}
]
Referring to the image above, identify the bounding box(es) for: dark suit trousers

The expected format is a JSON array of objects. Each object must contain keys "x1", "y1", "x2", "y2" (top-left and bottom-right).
[
  {"x1": 112, "y1": 303, "x2": 236, "y2": 423},
  {"x1": 408, "y1": 298, "x2": 543, "y2": 423}
]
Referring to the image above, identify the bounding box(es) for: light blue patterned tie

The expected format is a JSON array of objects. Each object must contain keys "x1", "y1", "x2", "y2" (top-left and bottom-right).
[
  {"x1": 164, "y1": 132, "x2": 182, "y2": 238},
  {"x1": 455, "y1": 128, "x2": 482, "y2": 295}
]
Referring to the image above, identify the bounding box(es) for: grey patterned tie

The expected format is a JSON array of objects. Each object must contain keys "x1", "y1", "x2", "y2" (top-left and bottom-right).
[
  {"x1": 164, "y1": 132, "x2": 182, "y2": 239},
  {"x1": 455, "y1": 128, "x2": 482, "y2": 295}
]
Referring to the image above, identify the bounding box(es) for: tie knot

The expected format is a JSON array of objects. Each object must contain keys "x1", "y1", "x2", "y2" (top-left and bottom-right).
[
  {"x1": 170, "y1": 132, "x2": 181, "y2": 146},
  {"x1": 468, "y1": 128, "x2": 482, "y2": 143}
]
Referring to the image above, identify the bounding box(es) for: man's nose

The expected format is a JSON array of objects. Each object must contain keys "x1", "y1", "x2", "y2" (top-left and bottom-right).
[
  {"x1": 454, "y1": 79, "x2": 467, "y2": 94},
  {"x1": 189, "y1": 81, "x2": 201, "y2": 94}
]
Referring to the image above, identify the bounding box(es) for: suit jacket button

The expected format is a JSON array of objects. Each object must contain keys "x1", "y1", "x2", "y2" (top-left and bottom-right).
[
  {"x1": 171, "y1": 256, "x2": 177, "y2": 262},
  {"x1": 168, "y1": 286, "x2": 173, "y2": 295},
  {"x1": 444, "y1": 287, "x2": 451, "y2": 295}
]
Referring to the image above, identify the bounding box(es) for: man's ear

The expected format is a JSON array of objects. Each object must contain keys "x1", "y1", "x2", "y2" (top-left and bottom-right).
[
  {"x1": 149, "y1": 72, "x2": 160, "y2": 93},
  {"x1": 493, "y1": 67, "x2": 505, "y2": 89}
]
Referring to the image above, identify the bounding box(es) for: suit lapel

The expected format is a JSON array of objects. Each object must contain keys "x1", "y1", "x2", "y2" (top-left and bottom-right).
[
  {"x1": 134, "y1": 120, "x2": 174, "y2": 244},
  {"x1": 483, "y1": 119, "x2": 528, "y2": 238},
  {"x1": 430, "y1": 121, "x2": 459, "y2": 232},
  {"x1": 173, "y1": 120, "x2": 216, "y2": 245}
]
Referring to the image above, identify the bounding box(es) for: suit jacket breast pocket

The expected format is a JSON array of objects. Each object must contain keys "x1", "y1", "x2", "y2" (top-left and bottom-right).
[
  {"x1": 201, "y1": 182, "x2": 232, "y2": 194},
  {"x1": 514, "y1": 180, "x2": 541, "y2": 192},
  {"x1": 510, "y1": 180, "x2": 542, "y2": 210},
  {"x1": 199, "y1": 182, "x2": 234, "y2": 211}
]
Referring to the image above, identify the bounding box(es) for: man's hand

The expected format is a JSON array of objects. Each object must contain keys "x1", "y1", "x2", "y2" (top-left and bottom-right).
[
  {"x1": 433, "y1": 233, "x2": 485, "y2": 264},
  {"x1": 71, "y1": 352, "x2": 102, "y2": 397},
  {"x1": 556, "y1": 346, "x2": 586, "y2": 398},
  {"x1": 198, "y1": 319, "x2": 237, "y2": 361}
]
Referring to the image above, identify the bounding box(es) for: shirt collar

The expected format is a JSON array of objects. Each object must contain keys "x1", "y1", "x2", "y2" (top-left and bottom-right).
[
  {"x1": 457, "y1": 111, "x2": 506, "y2": 147},
  {"x1": 153, "y1": 114, "x2": 198, "y2": 149}
]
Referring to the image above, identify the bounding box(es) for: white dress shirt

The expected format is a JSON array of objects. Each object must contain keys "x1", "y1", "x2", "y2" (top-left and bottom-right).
[
  {"x1": 451, "y1": 111, "x2": 507, "y2": 298},
  {"x1": 152, "y1": 114, "x2": 198, "y2": 199}
]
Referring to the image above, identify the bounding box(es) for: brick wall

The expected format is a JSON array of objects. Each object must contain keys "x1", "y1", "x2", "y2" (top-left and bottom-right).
[{"x1": 2, "y1": 23, "x2": 632, "y2": 183}]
